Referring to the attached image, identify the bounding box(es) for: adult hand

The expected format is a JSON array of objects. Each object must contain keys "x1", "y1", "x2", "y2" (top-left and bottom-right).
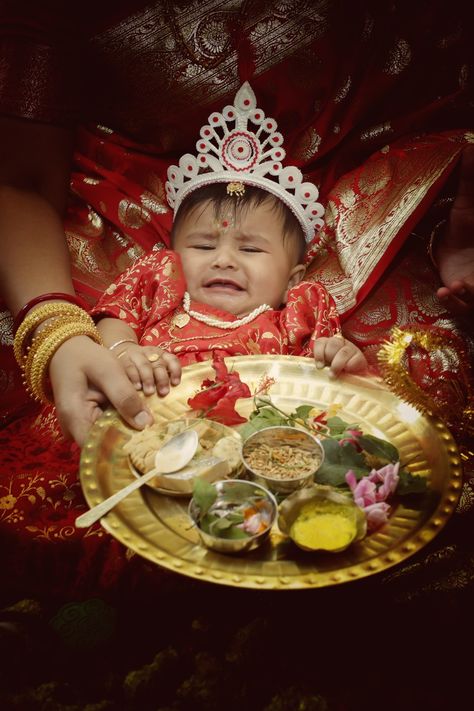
[
  {"x1": 435, "y1": 223, "x2": 474, "y2": 320},
  {"x1": 49, "y1": 336, "x2": 154, "y2": 446}
]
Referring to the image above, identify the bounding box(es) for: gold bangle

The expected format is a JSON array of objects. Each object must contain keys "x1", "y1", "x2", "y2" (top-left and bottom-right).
[
  {"x1": 22, "y1": 316, "x2": 79, "y2": 380},
  {"x1": 23, "y1": 322, "x2": 103, "y2": 403},
  {"x1": 14, "y1": 302, "x2": 92, "y2": 364},
  {"x1": 428, "y1": 219, "x2": 447, "y2": 270}
]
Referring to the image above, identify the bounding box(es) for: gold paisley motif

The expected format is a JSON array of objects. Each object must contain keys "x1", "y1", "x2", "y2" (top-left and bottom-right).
[
  {"x1": 0, "y1": 310, "x2": 13, "y2": 346},
  {"x1": 97, "y1": 125, "x2": 113, "y2": 134},
  {"x1": 360, "y1": 121, "x2": 393, "y2": 143},
  {"x1": 118, "y1": 200, "x2": 152, "y2": 229},
  {"x1": 143, "y1": 173, "x2": 167, "y2": 203},
  {"x1": 339, "y1": 188, "x2": 357, "y2": 209},
  {"x1": 141, "y1": 191, "x2": 169, "y2": 215},
  {"x1": 358, "y1": 162, "x2": 391, "y2": 196},
  {"x1": 322, "y1": 200, "x2": 336, "y2": 230},
  {"x1": 357, "y1": 303, "x2": 392, "y2": 326},
  {"x1": 292, "y1": 127, "x2": 322, "y2": 162},
  {"x1": 383, "y1": 37, "x2": 411, "y2": 75},
  {"x1": 334, "y1": 75, "x2": 351, "y2": 103},
  {"x1": 340, "y1": 203, "x2": 371, "y2": 245},
  {"x1": 411, "y1": 277, "x2": 446, "y2": 319}
]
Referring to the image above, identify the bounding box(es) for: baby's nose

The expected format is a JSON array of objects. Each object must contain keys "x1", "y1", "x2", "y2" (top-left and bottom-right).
[{"x1": 212, "y1": 244, "x2": 237, "y2": 268}]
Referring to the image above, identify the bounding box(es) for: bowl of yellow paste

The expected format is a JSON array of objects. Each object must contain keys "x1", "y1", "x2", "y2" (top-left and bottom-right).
[
  {"x1": 241, "y1": 426, "x2": 324, "y2": 495},
  {"x1": 277, "y1": 484, "x2": 367, "y2": 552}
]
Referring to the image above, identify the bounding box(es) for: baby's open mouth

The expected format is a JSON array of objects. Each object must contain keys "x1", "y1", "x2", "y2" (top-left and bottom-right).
[{"x1": 204, "y1": 279, "x2": 244, "y2": 291}]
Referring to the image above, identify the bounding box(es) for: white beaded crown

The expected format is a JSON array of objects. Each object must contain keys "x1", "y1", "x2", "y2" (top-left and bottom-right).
[{"x1": 165, "y1": 82, "x2": 324, "y2": 243}]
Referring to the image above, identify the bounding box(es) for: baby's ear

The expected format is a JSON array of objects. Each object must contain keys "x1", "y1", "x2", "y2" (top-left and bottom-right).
[{"x1": 283, "y1": 264, "x2": 306, "y2": 303}]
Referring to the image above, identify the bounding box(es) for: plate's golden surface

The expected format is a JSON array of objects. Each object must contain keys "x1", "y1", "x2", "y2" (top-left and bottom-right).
[{"x1": 80, "y1": 355, "x2": 463, "y2": 589}]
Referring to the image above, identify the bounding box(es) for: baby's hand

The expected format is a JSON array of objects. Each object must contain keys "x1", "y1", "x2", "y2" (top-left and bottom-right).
[
  {"x1": 313, "y1": 336, "x2": 368, "y2": 378},
  {"x1": 114, "y1": 344, "x2": 181, "y2": 396}
]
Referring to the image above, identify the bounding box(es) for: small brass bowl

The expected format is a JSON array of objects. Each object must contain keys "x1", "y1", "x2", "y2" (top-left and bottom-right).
[
  {"x1": 188, "y1": 479, "x2": 277, "y2": 555},
  {"x1": 278, "y1": 484, "x2": 367, "y2": 553},
  {"x1": 241, "y1": 426, "x2": 324, "y2": 495}
]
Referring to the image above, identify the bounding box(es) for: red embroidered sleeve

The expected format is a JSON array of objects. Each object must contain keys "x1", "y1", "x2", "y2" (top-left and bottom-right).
[
  {"x1": 281, "y1": 281, "x2": 341, "y2": 358},
  {"x1": 91, "y1": 250, "x2": 185, "y2": 338}
]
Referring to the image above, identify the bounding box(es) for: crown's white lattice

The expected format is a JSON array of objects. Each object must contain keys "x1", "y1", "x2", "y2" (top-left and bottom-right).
[{"x1": 165, "y1": 82, "x2": 324, "y2": 243}]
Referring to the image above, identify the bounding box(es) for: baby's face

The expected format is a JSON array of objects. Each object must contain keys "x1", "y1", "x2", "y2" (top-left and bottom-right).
[{"x1": 173, "y1": 199, "x2": 305, "y2": 316}]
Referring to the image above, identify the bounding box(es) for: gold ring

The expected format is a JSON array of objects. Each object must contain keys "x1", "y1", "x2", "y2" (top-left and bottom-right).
[{"x1": 147, "y1": 353, "x2": 161, "y2": 363}]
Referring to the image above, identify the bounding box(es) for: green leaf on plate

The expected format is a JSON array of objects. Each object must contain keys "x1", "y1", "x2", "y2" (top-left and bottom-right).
[
  {"x1": 293, "y1": 405, "x2": 314, "y2": 420},
  {"x1": 193, "y1": 479, "x2": 217, "y2": 519},
  {"x1": 315, "y1": 439, "x2": 370, "y2": 486},
  {"x1": 221, "y1": 483, "x2": 261, "y2": 506},
  {"x1": 358, "y1": 434, "x2": 399, "y2": 463},
  {"x1": 208, "y1": 516, "x2": 234, "y2": 534},
  {"x1": 239, "y1": 406, "x2": 287, "y2": 440},
  {"x1": 219, "y1": 526, "x2": 250, "y2": 540},
  {"x1": 326, "y1": 416, "x2": 353, "y2": 436}
]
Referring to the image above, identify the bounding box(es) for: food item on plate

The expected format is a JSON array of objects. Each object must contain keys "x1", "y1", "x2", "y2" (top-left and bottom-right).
[
  {"x1": 241, "y1": 426, "x2": 324, "y2": 494},
  {"x1": 124, "y1": 418, "x2": 242, "y2": 494},
  {"x1": 290, "y1": 500, "x2": 358, "y2": 551},
  {"x1": 278, "y1": 484, "x2": 367, "y2": 552}
]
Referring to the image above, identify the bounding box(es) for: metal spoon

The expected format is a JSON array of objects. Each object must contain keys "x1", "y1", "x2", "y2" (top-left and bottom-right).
[{"x1": 76, "y1": 429, "x2": 199, "y2": 528}]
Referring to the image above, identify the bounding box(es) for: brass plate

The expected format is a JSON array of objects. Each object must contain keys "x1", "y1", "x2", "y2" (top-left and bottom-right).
[{"x1": 80, "y1": 355, "x2": 463, "y2": 590}]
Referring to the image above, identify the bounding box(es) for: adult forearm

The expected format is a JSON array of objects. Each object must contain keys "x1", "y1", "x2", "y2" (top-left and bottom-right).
[{"x1": 0, "y1": 186, "x2": 74, "y2": 315}]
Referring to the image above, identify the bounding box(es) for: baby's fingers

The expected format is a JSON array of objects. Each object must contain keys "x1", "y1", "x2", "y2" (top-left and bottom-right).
[
  {"x1": 124, "y1": 362, "x2": 143, "y2": 390},
  {"x1": 330, "y1": 348, "x2": 367, "y2": 377},
  {"x1": 313, "y1": 337, "x2": 335, "y2": 368},
  {"x1": 159, "y1": 351, "x2": 182, "y2": 386}
]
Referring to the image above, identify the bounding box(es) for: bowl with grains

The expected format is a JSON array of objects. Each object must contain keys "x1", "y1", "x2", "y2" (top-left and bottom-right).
[{"x1": 241, "y1": 426, "x2": 324, "y2": 495}]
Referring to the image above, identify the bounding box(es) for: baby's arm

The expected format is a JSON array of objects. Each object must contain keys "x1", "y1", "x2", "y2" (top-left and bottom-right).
[
  {"x1": 313, "y1": 336, "x2": 368, "y2": 378},
  {"x1": 97, "y1": 317, "x2": 181, "y2": 396}
]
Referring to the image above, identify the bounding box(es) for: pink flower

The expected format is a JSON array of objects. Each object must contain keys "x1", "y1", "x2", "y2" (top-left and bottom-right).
[
  {"x1": 369, "y1": 462, "x2": 400, "y2": 500},
  {"x1": 346, "y1": 471, "x2": 377, "y2": 508},
  {"x1": 345, "y1": 462, "x2": 400, "y2": 531},
  {"x1": 364, "y1": 502, "x2": 391, "y2": 530}
]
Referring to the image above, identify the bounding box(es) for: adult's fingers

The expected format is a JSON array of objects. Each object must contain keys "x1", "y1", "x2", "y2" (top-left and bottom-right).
[
  {"x1": 52, "y1": 371, "x2": 106, "y2": 446},
  {"x1": 87, "y1": 358, "x2": 154, "y2": 429},
  {"x1": 437, "y1": 281, "x2": 474, "y2": 318}
]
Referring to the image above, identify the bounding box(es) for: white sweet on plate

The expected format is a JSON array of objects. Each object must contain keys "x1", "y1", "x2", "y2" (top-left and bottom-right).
[{"x1": 124, "y1": 417, "x2": 242, "y2": 495}]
